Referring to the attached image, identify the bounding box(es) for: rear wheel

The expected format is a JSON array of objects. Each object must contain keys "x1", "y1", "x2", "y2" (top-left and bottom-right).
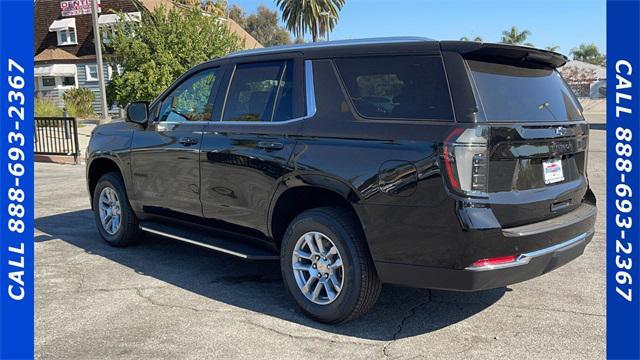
[
  {"x1": 280, "y1": 207, "x2": 381, "y2": 323},
  {"x1": 92, "y1": 172, "x2": 140, "y2": 247}
]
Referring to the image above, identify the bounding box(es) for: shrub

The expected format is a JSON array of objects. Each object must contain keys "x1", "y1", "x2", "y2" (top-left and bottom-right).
[
  {"x1": 64, "y1": 88, "x2": 95, "y2": 119},
  {"x1": 35, "y1": 98, "x2": 63, "y2": 117}
]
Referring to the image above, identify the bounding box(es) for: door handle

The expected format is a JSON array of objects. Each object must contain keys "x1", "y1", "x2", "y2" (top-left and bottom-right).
[
  {"x1": 179, "y1": 137, "x2": 199, "y2": 146},
  {"x1": 257, "y1": 141, "x2": 284, "y2": 151}
]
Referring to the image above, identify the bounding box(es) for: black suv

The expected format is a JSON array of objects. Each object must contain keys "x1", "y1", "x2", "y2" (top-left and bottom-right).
[{"x1": 86, "y1": 38, "x2": 596, "y2": 323}]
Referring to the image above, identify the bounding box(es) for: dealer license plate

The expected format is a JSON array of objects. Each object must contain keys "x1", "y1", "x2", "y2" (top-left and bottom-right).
[{"x1": 543, "y1": 158, "x2": 564, "y2": 184}]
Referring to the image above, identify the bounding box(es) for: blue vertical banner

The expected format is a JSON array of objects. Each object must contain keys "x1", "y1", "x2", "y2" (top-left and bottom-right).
[
  {"x1": 0, "y1": 0, "x2": 35, "y2": 359},
  {"x1": 607, "y1": 0, "x2": 640, "y2": 359}
]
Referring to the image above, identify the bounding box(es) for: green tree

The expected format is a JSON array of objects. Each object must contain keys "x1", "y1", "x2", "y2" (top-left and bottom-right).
[
  {"x1": 545, "y1": 45, "x2": 560, "y2": 52},
  {"x1": 228, "y1": 4, "x2": 246, "y2": 25},
  {"x1": 275, "y1": 0, "x2": 345, "y2": 42},
  {"x1": 570, "y1": 43, "x2": 606, "y2": 66},
  {"x1": 105, "y1": 5, "x2": 240, "y2": 106},
  {"x1": 501, "y1": 26, "x2": 533, "y2": 46},
  {"x1": 229, "y1": 5, "x2": 292, "y2": 46},
  {"x1": 177, "y1": 0, "x2": 227, "y2": 17},
  {"x1": 460, "y1": 36, "x2": 483, "y2": 42}
]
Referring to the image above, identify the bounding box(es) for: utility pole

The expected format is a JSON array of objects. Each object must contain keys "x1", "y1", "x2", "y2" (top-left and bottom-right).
[
  {"x1": 319, "y1": 11, "x2": 336, "y2": 41},
  {"x1": 90, "y1": 0, "x2": 109, "y2": 122}
]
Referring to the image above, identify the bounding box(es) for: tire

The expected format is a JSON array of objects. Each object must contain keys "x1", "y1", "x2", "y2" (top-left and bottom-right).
[
  {"x1": 92, "y1": 172, "x2": 140, "y2": 247},
  {"x1": 280, "y1": 207, "x2": 382, "y2": 323}
]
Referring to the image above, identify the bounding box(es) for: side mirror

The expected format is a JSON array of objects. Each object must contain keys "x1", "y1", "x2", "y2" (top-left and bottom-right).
[{"x1": 126, "y1": 102, "x2": 149, "y2": 125}]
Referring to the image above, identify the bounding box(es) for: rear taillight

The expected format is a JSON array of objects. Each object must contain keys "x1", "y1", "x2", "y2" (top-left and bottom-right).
[{"x1": 442, "y1": 126, "x2": 489, "y2": 197}]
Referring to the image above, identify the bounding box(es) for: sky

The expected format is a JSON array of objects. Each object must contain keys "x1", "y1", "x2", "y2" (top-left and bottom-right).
[{"x1": 227, "y1": 0, "x2": 606, "y2": 56}]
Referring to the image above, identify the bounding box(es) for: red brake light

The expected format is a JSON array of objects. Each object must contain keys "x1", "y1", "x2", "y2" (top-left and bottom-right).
[
  {"x1": 441, "y1": 127, "x2": 489, "y2": 197},
  {"x1": 470, "y1": 255, "x2": 518, "y2": 268},
  {"x1": 442, "y1": 128, "x2": 465, "y2": 190}
]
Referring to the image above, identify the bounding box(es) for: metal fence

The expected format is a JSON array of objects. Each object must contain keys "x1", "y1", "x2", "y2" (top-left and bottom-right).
[{"x1": 34, "y1": 117, "x2": 81, "y2": 163}]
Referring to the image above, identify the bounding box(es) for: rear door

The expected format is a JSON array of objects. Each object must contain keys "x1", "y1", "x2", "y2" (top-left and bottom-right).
[
  {"x1": 199, "y1": 58, "x2": 305, "y2": 234},
  {"x1": 466, "y1": 58, "x2": 589, "y2": 227}
]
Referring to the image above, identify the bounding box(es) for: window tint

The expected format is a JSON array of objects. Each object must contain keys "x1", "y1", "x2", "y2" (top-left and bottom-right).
[
  {"x1": 335, "y1": 56, "x2": 453, "y2": 120},
  {"x1": 223, "y1": 60, "x2": 297, "y2": 122},
  {"x1": 158, "y1": 68, "x2": 218, "y2": 122},
  {"x1": 467, "y1": 60, "x2": 583, "y2": 122}
]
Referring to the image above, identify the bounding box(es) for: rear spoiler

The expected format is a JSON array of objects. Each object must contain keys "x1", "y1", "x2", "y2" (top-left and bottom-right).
[{"x1": 440, "y1": 41, "x2": 568, "y2": 68}]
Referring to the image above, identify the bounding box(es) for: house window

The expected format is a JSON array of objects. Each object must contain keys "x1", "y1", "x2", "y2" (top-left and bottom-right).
[
  {"x1": 49, "y1": 18, "x2": 77, "y2": 46},
  {"x1": 101, "y1": 25, "x2": 115, "y2": 45},
  {"x1": 42, "y1": 77, "x2": 56, "y2": 87},
  {"x1": 86, "y1": 64, "x2": 114, "y2": 82},
  {"x1": 62, "y1": 76, "x2": 76, "y2": 86},
  {"x1": 85, "y1": 65, "x2": 99, "y2": 81},
  {"x1": 57, "y1": 27, "x2": 77, "y2": 46},
  {"x1": 98, "y1": 12, "x2": 142, "y2": 45}
]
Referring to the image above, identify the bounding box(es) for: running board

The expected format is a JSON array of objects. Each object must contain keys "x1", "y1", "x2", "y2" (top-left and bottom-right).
[{"x1": 139, "y1": 221, "x2": 279, "y2": 261}]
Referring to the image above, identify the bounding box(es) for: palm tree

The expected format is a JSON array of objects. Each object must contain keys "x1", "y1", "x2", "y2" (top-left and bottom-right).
[
  {"x1": 276, "y1": 0, "x2": 345, "y2": 42},
  {"x1": 570, "y1": 43, "x2": 606, "y2": 66},
  {"x1": 501, "y1": 26, "x2": 532, "y2": 46},
  {"x1": 460, "y1": 36, "x2": 483, "y2": 42},
  {"x1": 545, "y1": 45, "x2": 560, "y2": 52}
]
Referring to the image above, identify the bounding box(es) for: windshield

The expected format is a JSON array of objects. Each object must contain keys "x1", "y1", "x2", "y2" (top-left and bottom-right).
[{"x1": 467, "y1": 60, "x2": 583, "y2": 122}]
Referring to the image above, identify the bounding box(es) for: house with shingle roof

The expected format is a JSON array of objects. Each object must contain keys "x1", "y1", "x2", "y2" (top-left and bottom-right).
[
  {"x1": 559, "y1": 60, "x2": 606, "y2": 99},
  {"x1": 34, "y1": 0, "x2": 261, "y2": 115}
]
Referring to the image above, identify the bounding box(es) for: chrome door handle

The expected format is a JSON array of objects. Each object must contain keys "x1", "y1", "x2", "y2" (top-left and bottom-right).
[
  {"x1": 257, "y1": 141, "x2": 284, "y2": 151},
  {"x1": 179, "y1": 137, "x2": 199, "y2": 146}
]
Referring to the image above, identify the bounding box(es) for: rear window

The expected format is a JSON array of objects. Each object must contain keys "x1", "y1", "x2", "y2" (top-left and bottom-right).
[
  {"x1": 467, "y1": 60, "x2": 583, "y2": 122},
  {"x1": 335, "y1": 56, "x2": 453, "y2": 121}
]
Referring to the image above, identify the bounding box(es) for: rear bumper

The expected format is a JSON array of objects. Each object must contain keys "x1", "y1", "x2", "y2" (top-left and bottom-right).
[{"x1": 376, "y1": 203, "x2": 596, "y2": 291}]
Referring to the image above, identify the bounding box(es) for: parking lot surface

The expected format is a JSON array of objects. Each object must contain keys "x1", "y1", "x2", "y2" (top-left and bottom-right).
[{"x1": 35, "y1": 126, "x2": 606, "y2": 359}]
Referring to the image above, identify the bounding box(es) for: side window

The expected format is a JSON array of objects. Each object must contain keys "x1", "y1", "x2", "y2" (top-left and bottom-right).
[
  {"x1": 158, "y1": 68, "x2": 218, "y2": 122},
  {"x1": 335, "y1": 56, "x2": 453, "y2": 121},
  {"x1": 222, "y1": 60, "x2": 297, "y2": 122}
]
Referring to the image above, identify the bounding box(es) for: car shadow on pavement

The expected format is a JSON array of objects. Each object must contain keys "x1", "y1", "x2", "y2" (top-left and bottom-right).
[{"x1": 36, "y1": 209, "x2": 505, "y2": 341}]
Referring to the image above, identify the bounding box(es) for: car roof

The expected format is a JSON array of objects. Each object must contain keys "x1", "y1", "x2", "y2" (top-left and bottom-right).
[
  {"x1": 206, "y1": 37, "x2": 566, "y2": 68},
  {"x1": 225, "y1": 36, "x2": 436, "y2": 58}
]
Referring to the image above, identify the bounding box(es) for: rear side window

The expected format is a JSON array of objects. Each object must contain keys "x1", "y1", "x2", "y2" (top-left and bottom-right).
[
  {"x1": 223, "y1": 60, "x2": 298, "y2": 122},
  {"x1": 467, "y1": 60, "x2": 583, "y2": 122},
  {"x1": 335, "y1": 56, "x2": 453, "y2": 121}
]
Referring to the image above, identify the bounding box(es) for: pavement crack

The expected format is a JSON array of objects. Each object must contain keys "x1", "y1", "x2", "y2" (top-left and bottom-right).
[
  {"x1": 87, "y1": 285, "x2": 168, "y2": 293},
  {"x1": 134, "y1": 288, "x2": 235, "y2": 314},
  {"x1": 382, "y1": 290, "x2": 431, "y2": 358}
]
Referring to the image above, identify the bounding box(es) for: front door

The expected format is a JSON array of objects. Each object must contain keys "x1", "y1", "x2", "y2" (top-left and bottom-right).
[{"x1": 130, "y1": 67, "x2": 220, "y2": 218}]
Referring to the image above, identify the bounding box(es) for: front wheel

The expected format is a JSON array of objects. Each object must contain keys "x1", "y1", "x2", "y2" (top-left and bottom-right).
[
  {"x1": 92, "y1": 172, "x2": 140, "y2": 247},
  {"x1": 280, "y1": 207, "x2": 382, "y2": 323}
]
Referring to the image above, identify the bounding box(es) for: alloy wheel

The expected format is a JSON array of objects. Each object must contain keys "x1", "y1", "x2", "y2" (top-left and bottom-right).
[
  {"x1": 98, "y1": 187, "x2": 122, "y2": 235},
  {"x1": 291, "y1": 231, "x2": 345, "y2": 305}
]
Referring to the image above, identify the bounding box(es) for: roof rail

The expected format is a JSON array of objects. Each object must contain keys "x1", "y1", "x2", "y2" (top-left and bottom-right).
[{"x1": 225, "y1": 36, "x2": 435, "y2": 58}]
